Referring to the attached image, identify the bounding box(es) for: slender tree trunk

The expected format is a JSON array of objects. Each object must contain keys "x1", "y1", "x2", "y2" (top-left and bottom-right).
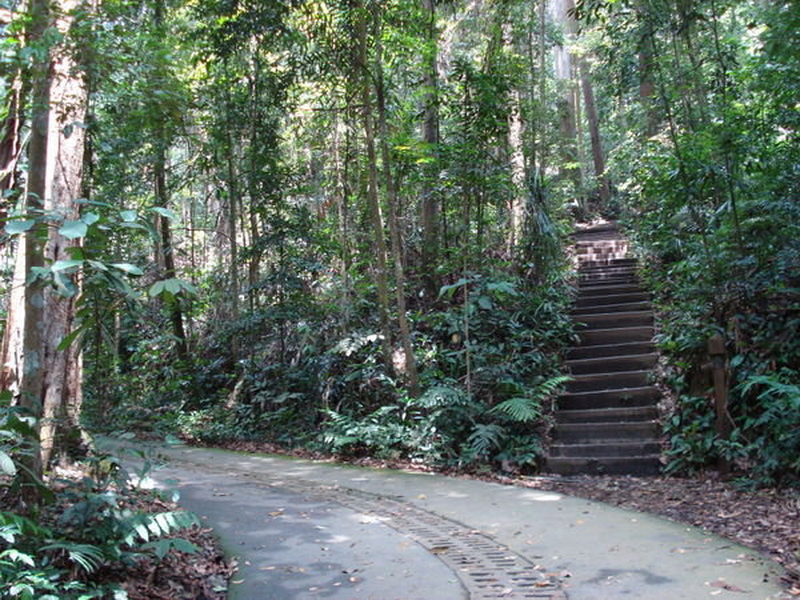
[
  {"x1": 579, "y1": 60, "x2": 611, "y2": 205},
  {"x1": 356, "y1": 2, "x2": 393, "y2": 370},
  {"x1": 222, "y1": 71, "x2": 240, "y2": 339},
  {"x1": 152, "y1": 0, "x2": 187, "y2": 359},
  {"x1": 420, "y1": 0, "x2": 440, "y2": 298},
  {"x1": 551, "y1": 0, "x2": 580, "y2": 190},
  {"x1": 17, "y1": 0, "x2": 52, "y2": 499},
  {"x1": 373, "y1": 5, "x2": 420, "y2": 396}
]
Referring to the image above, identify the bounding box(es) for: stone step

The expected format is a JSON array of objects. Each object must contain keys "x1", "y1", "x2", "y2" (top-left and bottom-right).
[
  {"x1": 580, "y1": 260, "x2": 637, "y2": 273},
  {"x1": 578, "y1": 283, "x2": 643, "y2": 297},
  {"x1": 566, "y1": 353, "x2": 658, "y2": 375},
  {"x1": 545, "y1": 456, "x2": 662, "y2": 476},
  {"x1": 549, "y1": 440, "x2": 662, "y2": 458},
  {"x1": 558, "y1": 386, "x2": 660, "y2": 411},
  {"x1": 556, "y1": 406, "x2": 659, "y2": 424},
  {"x1": 575, "y1": 291, "x2": 650, "y2": 308},
  {"x1": 566, "y1": 370, "x2": 651, "y2": 393},
  {"x1": 579, "y1": 275, "x2": 639, "y2": 288},
  {"x1": 579, "y1": 257, "x2": 638, "y2": 269},
  {"x1": 573, "y1": 301, "x2": 652, "y2": 316},
  {"x1": 578, "y1": 326, "x2": 654, "y2": 346},
  {"x1": 567, "y1": 340, "x2": 655, "y2": 360},
  {"x1": 579, "y1": 268, "x2": 637, "y2": 281},
  {"x1": 553, "y1": 421, "x2": 660, "y2": 443},
  {"x1": 575, "y1": 310, "x2": 654, "y2": 330}
]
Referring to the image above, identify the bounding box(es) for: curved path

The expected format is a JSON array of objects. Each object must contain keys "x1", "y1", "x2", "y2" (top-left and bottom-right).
[{"x1": 110, "y1": 441, "x2": 787, "y2": 600}]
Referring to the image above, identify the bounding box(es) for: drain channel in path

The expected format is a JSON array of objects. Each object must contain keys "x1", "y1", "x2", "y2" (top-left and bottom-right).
[
  {"x1": 270, "y1": 478, "x2": 568, "y2": 600},
  {"x1": 145, "y1": 450, "x2": 569, "y2": 600}
]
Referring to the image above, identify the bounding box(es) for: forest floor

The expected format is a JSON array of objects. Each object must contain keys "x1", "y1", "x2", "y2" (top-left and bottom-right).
[{"x1": 212, "y1": 440, "x2": 800, "y2": 595}]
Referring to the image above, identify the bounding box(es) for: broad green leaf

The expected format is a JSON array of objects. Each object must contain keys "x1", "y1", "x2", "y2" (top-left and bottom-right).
[
  {"x1": 163, "y1": 278, "x2": 183, "y2": 294},
  {"x1": 5, "y1": 219, "x2": 35, "y2": 235},
  {"x1": 111, "y1": 263, "x2": 143, "y2": 276},
  {"x1": 119, "y1": 210, "x2": 137, "y2": 222},
  {"x1": 87, "y1": 260, "x2": 109, "y2": 271},
  {"x1": 477, "y1": 296, "x2": 493, "y2": 310},
  {"x1": 57, "y1": 327, "x2": 84, "y2": 352},
  {"x1": 81, "y1": 211, "x2": 100, "y2": 225},
  {"x1": 58, "y1": 219, "x2": 88, "y2": 239},
  {"x1": 438, "y1": 277, "x2": 471, "y2": 299},
  {"x1": 150, "y1": 206, "x2": 177, "y2": 220},
  {"x1": 0, "y1": 450, "x2": 16, "y2": 476},
  {"x1": 149, "y1": 280, "x2": 166, "y2": 297},
  {"x1": 51, "y1": 259, "x2": 83, "y2": 272}
]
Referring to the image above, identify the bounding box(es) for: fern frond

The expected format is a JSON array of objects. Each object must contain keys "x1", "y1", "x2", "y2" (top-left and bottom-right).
[
  {"x1": 467, "y1": 424, "x2": 506, "y2": 455},
  {"x1": 489, "y1": 396, "x2": 542, "y2": 423}
]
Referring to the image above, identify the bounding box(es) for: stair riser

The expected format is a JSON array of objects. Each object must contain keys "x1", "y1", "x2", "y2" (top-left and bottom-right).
[
  {"x1": 567, "y1": 342, "x2": 655, "y2": 360},
  {"x1": 578, "y1": 283, "x2": 643, "y2": 297},
  {"x1": 576, "y1": 312, "x2": 654, "y2": 329},
  {"x1": 575, "y1": 292, "x2": 649, "y2": 307},
  {"x1": 567, "y1": 354, "x2": 658, "y2": 375},
  {"x1": 578, "y1": 327, "x2": 654, "y2": 346},
  {"x1": 559, "y1": 387, "x2": 659, "y2": 411},
  {"x1": 580, "y1": 264, "x2": 637, "y2": 275},
  {"x1": 567, "y1": 372, "x2": 650, "y2": 392},
  {"x1": 579, "y1": 258, "x2": 638, "y2": 269},
  {"x1": 573, "y1": 302, "x2": 652, "y2": 316},
  {"x1": 556, "y1": 407, "x2": 659, "y2": 423},
  {"x1": 545, "y1": 457, "x2": 661, "y2": 476},
  {"x1": 549, "y1": 441, "x2": 662, "y2": 458},
  {"x1": 579, "y1": 278, "x2": 640, "y2": 290},
  {"x1": 554, "y1": 422, "x2": 660, "y2": 443}
]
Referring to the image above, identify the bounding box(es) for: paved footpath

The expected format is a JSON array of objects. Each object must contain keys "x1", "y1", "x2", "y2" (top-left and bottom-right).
[{"x1": 108, "y1": 440, "x2": 789, "y2": 600}]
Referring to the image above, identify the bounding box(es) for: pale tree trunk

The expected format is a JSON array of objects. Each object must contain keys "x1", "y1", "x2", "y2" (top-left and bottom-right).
[
  {"x1": 373, "y1": 5, "x2": 420, "y2": 397},
  {"x1": 503, "y1": 15, "x2": 527, "y2": 253},
  {"x1": 39, "y1": 1, "x2": 91, "y2": 465},
  {"x1": 0, "y1": 6, "x2": 27, "y2": 394},
  {"x1": 550, "y1": 0, "x2": 581, "y2": 190},
  {"x1": 420, "y1": 0, "x2": 440, "y2": 298},
  {"x1": 508, "y1": 89, "x2": 526, "y2": 253},
  {"x1": 357, "y1": 3, "x2": 393, "y2": 370}
]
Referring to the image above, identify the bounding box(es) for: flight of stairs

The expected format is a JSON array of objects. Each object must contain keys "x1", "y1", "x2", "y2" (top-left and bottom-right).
[{"x1": 546, "y1": 223, "x2": 662, "y2": 476}]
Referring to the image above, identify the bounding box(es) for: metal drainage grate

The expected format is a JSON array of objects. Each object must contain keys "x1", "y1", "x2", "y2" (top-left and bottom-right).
[{"x1": 274, "y1": 480, "x2": 568, "y2": 600}]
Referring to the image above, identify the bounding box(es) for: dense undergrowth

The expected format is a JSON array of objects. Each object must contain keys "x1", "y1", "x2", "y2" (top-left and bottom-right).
[
  {"x1": 0, "y1": 418, "x2": 208, "y2": 600},
  {"x1": 87, "y1": 263, "x2": 576, "y2": 474}
]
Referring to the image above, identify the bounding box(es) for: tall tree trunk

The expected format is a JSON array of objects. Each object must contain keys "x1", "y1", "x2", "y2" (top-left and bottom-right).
[
  {"x1": 356, "y1": 2, "x2": 393, "y2": 370},
  {"x1": 152, "y1": 0, "x2": 187, "y2": 360},
  {"x1": 39, "y1": 0, "x2": 91, "y2": 465},
  {"x1": 579, "y1": 60, "x2": 611, "y2": 205},
  {"x1": 420, "y1": 0, "x2": 440, "y2": 298},
  {"x1": 373, "y1": 5, "x2": 420, "y2": 397},
  {"x1": 550, "y1": 0, "x2": 580, "y2": 190},
  {"x1": 16, "y1": 0, "x2": 52, "y2": 499}
]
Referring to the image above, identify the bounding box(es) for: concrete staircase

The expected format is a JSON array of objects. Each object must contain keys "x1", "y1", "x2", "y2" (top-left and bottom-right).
[{"x1": 546, "y1": 223, "x2": 662, "y2": 476}]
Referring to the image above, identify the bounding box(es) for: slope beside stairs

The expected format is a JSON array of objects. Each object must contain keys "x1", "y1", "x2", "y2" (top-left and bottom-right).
[{"x1": 546, "y1": 223, "x2": 662, "y2": 476}]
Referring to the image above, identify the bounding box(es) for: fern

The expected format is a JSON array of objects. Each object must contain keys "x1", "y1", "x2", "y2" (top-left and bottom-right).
[
  {"x1": 489, "y1": 397, "x2": 542, "y2": 422},
  {"x1": 467, "y1": 424, "x2": 506, "y2": 456},
  {"x1": 40, "y1": 542, "x2": 105, "y2": 574},
  {"x1": 122, "y1": 511, "x2": 200, "y2": 546}
]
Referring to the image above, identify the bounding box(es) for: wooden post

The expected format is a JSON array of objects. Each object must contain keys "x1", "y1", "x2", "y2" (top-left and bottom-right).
[{"x1": 707, "y1": 333, "x2": 730, "y2": 474}]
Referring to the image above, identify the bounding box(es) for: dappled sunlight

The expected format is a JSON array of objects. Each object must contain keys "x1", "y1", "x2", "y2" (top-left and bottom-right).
[{"x1": 518, "y1": 490, "x2": 563, "y2": 502}]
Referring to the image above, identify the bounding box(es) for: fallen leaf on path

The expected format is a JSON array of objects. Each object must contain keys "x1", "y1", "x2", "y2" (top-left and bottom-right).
[{"x1": 709, "y1": 579, "x2": 749, "y2": 593}]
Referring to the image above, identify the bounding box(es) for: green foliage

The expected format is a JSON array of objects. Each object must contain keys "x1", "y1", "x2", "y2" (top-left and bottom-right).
[
  {"x1": 0, "y1": 433, "x2": 199, "y2": 599},
  {"x1": 602, "y1": 0, "x2": 800, "y2": 485},
  {"x1": 315, "y1": 271, "x2": 574, "y2": 470}
]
